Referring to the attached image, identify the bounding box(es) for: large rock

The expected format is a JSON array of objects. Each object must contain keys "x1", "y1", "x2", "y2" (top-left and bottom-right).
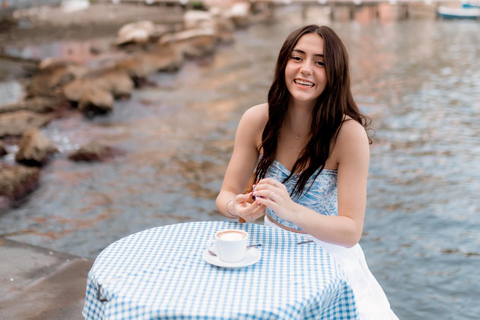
[
  {"x1": 184, "y1": 9, "x2": 235, "y2": 43},
  {"x1": 117, "y1": 45, "x2": 184, "y2": 82},
  {"x1": 225, "y1": 3, "x2": 251, "y2": 28},
  {"x1": 115, "y1": 20, "x2": 169, "y2": 46},
  {"x1": 0, "y1": 111, "x2": 54, "y2": 138},
  {"x1": 68, "y1": 141, "x2": 122, "y2": 162},
  {"x1": 15, "y1": 127, "x2": 59, "y2": 165},
  {"x1": 0, "y1": 96, "x2": 68, "y2": 114},
  {"x1": 160, "y1": 28, "x2": 217, "y2": 58},
  {"x1": 184, "y1": 10, "x2": 214, "y2": 29},
  {"x1": 78, "y1": 87, "x2": 114, "y2": 118},
  {"x1": 0, "y1": 141, "x2": 7, "y2": 157},
  {"x1": 0, "y1": 164, "x2": 40, "y2": 208},
  {"x1": 26, "y1": 61, "x2": 88, "y2": 98},
  {"x1": 63, "y1": 65, "x2": 134, "y2": 103}
]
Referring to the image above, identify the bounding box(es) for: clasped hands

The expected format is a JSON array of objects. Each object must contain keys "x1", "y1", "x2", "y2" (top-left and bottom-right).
[{"x1": 231, "y1": 178, "x2": 297, "y2": 222}]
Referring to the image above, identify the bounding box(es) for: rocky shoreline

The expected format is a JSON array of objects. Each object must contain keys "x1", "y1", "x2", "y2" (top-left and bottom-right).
[{"x1": 0, "y1": 1, "x2": 273, "y2": 209}]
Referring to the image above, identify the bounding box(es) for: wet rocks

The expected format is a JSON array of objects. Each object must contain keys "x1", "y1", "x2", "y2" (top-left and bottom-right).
[
  {"x1": 68, "y1": 141, "x2": 122, "y2": 162},
  {"x1": 0, "y1": 164, "x2": 40, "y2": 209},
  {"x1": 0, "y1": 3, "x2": 274, "y2": 209},
  {"x1": 62, "y1": 65, "x2": 134, "y2": 117},
  {"x1": 115, "y1": 20, "x2": 169, "y2": 46},
  {"x1": 117, "y1": 45, "x2": 184, "y2": 84},
  {"x1": 78, "y1": 87, "x2": 114, "y2": 118},
  {"x1": 0, "y1": 96, "x2": 68, "y2": 114},
  {"x1": 0, "y1": 141, "x2": 7, "y2": 157},
  {"x1": 160, "y1": 28, "x2": 218, "y2": 58},
  {"x1": 225, "y1": 3, "x2": 252, "y2": 29},
  {"x1": 15, "y1": 128, "x2": 59, "y2": 165},
  {"x1": 26, "y1": 61, "x2": 88, "y2": 98},
  {"x1": 0, "y1": 111, "x2": 54, "y2": 138}
]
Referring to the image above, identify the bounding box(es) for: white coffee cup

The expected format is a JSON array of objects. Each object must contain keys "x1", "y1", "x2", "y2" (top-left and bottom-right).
[{"x1": 206, "y1": 229, "x2": 249, "y2": 263}]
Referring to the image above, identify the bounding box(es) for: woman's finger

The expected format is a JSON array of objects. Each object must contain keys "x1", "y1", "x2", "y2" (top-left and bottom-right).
[
  {"x1": 255, "y1": 196, "x2": 280, "y2": 211},
  {"x1": 258, "y1": 178, "x2": 279, "y2": 187}
]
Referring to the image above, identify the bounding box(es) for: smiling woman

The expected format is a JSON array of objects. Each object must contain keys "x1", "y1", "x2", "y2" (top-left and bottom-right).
[{"x1": 216, "y1": 24, "x2": 398, "y2": 319}]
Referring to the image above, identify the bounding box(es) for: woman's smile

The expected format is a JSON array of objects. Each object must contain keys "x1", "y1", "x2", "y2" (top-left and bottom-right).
[{"x1": 294, "y1": 78, "x2": 315, "y2": 88}]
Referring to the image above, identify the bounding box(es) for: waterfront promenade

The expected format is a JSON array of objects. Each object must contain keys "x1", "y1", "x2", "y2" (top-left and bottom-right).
[{"x1": 0, "y1": 238, "x2": 91, "y2": 319}]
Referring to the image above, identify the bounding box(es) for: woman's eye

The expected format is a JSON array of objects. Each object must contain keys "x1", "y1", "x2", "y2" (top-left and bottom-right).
[
  {"x1": 291, "y1": 56, "x2": 301, "y2": 61},
  {"x1": 316, "y1": 61, "x2": 325, "y2": 66}
]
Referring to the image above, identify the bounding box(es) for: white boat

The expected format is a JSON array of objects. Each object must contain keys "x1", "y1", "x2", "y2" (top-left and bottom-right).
[{"x1": 437, "y1": 5, "x2": 480, "y2": 19}]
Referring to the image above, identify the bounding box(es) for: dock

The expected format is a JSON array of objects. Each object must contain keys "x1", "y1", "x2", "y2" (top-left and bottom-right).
[{"x1": 0, "y1": 238, "x2": 92, "y2": 319}]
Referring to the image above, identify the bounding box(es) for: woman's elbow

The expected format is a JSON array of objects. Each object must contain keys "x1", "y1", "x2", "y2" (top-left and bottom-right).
[{"x1": 343, "y1": 228, "x2": 363, "y2": 248}]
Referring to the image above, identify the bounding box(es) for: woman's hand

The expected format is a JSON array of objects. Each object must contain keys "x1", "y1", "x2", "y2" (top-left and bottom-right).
[
  {"x1": 252, "y1": 178, "x2": 299, "y2": 221},
  {"x1": 232, "y1": 192, "x2": 266, "y2": 222}
]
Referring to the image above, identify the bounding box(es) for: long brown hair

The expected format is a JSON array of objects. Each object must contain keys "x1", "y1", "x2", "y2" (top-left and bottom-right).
[{"x1": 255, "y1": 25, "x2": 372, "y2": 197}]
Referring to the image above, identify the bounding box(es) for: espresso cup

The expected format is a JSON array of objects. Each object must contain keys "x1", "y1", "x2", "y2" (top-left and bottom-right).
[{"x1": 206, "y1": 229, "x2": 249, "y2": 263}]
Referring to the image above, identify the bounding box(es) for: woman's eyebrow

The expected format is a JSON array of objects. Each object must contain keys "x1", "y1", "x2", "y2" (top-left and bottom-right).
[{"x1": 292, "y1": 49, "x2": 324, "y2": 58}]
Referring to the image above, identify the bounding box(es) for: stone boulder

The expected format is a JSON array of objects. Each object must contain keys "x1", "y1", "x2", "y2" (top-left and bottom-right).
[
  {"x1": 160, "y1": 28, "x2": 217, "y2": 58},
  {"x1": 63, "y1": 65, "x2": 134, "y2": 103},
  {"x1": 78, "y1": 87, "x2": 114, "y2": 118},
  {"x1": 0, "y1": 96, "x2": 68, "y2": 114},
  {"x1": 0, "y1": 111, "x2": 54, "y2": 138},
  {"x1": 225, "y1": 3, "x2": 251, "y2": 28},
  {"x1": 184, "y1": 10, "x2": 213, "y2": 29},
  {"x1": 68, "y1": 141, "x2": 122, "y2": 162},
  {"x1": 0, "y1": 141, "x2": 7, "y2": 157},
  {"x1": 0, "y1": 164, "x2": 40, "y2": 209},
  {"x1": 26, "y1": 61, "x2": 88, "y2": 98},
  {"x1": 117, "y1": 45, "x2": 184, "y2": 83},
  {"x1": 15, "y1": 128, "x2": 59, "y2": 165},
  {"x1": 115, "y1": 20, "x2": 169, "y2": 46},
  {"x1": 184, "y1": 9, "x2": 235, "y2": 43}
]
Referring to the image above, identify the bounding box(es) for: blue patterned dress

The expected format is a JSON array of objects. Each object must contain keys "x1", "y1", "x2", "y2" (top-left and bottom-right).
[{"x1": 263, "y1": 160, "x2": 399, "y2": 320}]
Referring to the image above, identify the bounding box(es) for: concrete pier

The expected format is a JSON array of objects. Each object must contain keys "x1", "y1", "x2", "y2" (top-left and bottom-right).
[{"x1": 0, "y1": 238, "x2": 92, "y2": 320}]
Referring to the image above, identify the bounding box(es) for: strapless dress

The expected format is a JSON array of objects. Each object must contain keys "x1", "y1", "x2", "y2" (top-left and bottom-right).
[{"x1": 264, "y1": 160, "x2": 399, "y2": 320}]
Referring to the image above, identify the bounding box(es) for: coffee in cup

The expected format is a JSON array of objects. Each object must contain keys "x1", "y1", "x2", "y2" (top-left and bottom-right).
[
  {"x1": 217, "y1": 230, "x2": 247, "y2": 241},
  {"x1": 206, "y1": 229, "x2": 249, "y2": 263}
]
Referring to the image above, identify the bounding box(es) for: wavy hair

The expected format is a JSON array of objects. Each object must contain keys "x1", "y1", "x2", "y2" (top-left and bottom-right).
[{"x1": 254, "y1": 25, "x2": 372, "y2": 197}]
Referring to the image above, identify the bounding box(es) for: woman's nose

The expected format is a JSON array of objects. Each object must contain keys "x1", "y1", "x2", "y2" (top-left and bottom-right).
[{"x1": 300, "y1": 63, "x2": 312, "y2": 76}]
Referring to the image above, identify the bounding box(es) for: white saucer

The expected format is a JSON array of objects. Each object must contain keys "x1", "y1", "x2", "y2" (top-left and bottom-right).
[{"x1": 203, "y1": 247, "x2": 261, "y2": 268}]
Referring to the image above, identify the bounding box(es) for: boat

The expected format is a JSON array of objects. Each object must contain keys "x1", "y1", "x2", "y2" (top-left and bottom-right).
[{"x1": 437, "y1": 2, "x2": 480, "y2": 19}]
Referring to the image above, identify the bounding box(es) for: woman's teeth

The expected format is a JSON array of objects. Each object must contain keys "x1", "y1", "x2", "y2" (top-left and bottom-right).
[{"x1": 294, "y1": 79, "x2": 314, "y2": 87}]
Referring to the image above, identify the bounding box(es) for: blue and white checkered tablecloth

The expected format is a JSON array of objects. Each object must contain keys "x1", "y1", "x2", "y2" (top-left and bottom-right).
[{"x1": 83, "y1": 221, "x2": 358, "y2": 320}]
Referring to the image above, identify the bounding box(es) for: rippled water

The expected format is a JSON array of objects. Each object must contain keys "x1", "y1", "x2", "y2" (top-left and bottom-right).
[{"x1": 1, "y1": 5, "x2": 479, "y2": 319}]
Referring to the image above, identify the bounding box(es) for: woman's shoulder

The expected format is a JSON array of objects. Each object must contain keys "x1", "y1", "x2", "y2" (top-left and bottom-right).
[
  {"x1": 243, "y1": 103, "x2": 268, "y2": 118},
  {"x1": 339, "y1": 115, "x2": 366, "y2": 134},
  {"x1": 334, "y1": 116, "x2": 369, "y2": 160},
  {"x1": 239, "y1": 103, "x2": 268, "y2": 128}
]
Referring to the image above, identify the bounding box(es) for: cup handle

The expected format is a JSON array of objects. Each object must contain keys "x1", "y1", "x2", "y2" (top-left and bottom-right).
[{"x1": 206, "y1": 239, "x2": 218, "y2": 255}]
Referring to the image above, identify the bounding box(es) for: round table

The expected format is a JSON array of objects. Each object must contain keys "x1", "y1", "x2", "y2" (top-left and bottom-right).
[{"x1": 83, "y1": 221, "x2": 358, "y2": 320}]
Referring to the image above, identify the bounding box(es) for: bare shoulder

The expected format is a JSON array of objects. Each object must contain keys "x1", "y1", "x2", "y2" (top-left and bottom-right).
[
  {"x1": 334, "y1": 117, "x2": 369, "y2": 161},
  {"x1": 236, "y1": 103, "x2": 268, "y2": 148},
  {"x1": 337, "y1": 117, "x2": 368, "y2": 143},
  {"x1": 241, "y1": 103, "x2": 268, "y2": 125}
]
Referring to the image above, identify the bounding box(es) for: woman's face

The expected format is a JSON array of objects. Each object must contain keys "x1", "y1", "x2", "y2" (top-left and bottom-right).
[{"x1": 284, "y1": 33, "x2": 327, "y2": 105}]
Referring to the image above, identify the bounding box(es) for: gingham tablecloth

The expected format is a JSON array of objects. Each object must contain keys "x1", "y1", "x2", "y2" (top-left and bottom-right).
[{"x1": 83, "y1": 221, "x2": 358, "y2": 320}]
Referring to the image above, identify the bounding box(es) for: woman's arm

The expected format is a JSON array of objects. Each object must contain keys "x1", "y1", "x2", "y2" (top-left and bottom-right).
[
  {"x1": 253, "y1": 120, "x2": 370, "y2": 247},
  {"x1": 216, "y1": 104, "x2": 268, "y2": 221}
]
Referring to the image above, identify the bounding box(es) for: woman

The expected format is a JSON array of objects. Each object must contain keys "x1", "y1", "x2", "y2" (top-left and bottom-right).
[{"x1": 216, "y1": 25, "x2": 398, "y2": 319}]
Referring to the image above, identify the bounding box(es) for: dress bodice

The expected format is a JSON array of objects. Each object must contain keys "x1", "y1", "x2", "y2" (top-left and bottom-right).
[{"x1": 265, "y1": 160, "x2": 338, "y2": 232}]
